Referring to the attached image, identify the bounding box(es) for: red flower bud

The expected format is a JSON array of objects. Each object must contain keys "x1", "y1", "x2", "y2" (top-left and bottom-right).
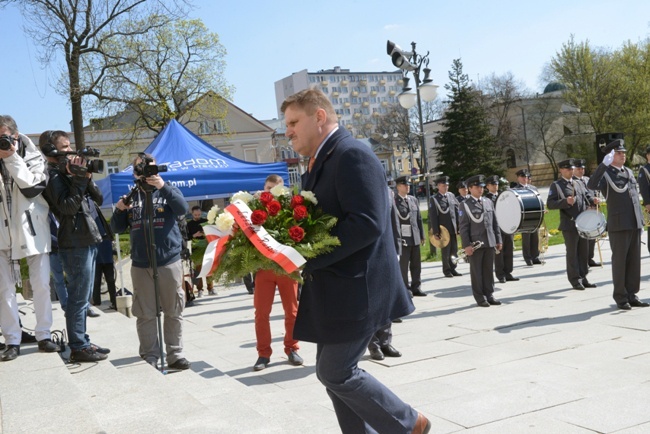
[
  {"x1": 267, "y1": 200, "x2": 282, "y2": 216},
  {"x1": 288, "y1": 225, "x2": 305, "y2": 242},
  {"x1": 290, "y1": 195, "x2": 305, "y2": 209},
  {"x1": 259, "y1": 191, "x2": 274, "y2": 205},
  {"x1": 293, "y1": 205, "x2": 308, "y2": 221},
  {"x1": 250, "y1": 209, "x2": 268, "y2": 225}
]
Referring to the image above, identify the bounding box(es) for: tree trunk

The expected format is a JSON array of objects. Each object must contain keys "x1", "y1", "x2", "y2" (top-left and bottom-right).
[{"x1": 68, "y1": 48, "x2": 85, "y2": 150}]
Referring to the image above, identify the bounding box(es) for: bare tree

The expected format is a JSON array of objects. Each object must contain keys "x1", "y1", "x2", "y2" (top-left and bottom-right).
[{"x1": 5, "y1": 0, "x2": 190, "y2": 149}]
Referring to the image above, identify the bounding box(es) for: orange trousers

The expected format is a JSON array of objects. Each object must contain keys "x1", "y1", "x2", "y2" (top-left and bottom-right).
[{"x1": 254, "y1": 269, "x2": 299, "y2": 357}]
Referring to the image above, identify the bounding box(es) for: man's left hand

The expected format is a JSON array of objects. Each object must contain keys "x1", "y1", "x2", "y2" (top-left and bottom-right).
[
  {"x1": 145, "y1": 174, "x2": 165, "y2": 190},
  {"x1": 0, "y1": 143, "x2": 16, "y2": 159}
]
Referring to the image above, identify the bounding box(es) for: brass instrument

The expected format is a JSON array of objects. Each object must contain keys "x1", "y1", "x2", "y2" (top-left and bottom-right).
[
  {"x1": 538, "y1": 218, "x2": 549, "y2": 265},
  {"x1": 429, "y1": 225, "x2": 450, "y2": 248},
  {"x1": 451, "y1": 240, "x2": 484, "y2": 264},
  {"x1": 643, "y1": 207, "x2": 650, "y2": 227}
]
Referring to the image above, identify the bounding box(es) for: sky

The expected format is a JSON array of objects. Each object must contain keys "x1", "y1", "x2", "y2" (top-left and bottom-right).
[{"x1": 1, "y1": 0, "x2": 650, "y2": 135}]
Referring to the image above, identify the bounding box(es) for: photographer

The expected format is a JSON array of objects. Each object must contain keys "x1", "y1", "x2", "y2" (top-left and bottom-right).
[
  {"x1": 0, "y1": 116, "x2": 59, "y2": 362},
  {"x1": 41, "y1": 130, "x2": 111, "y2": 363},
  {"x1": 111, "y1": 153, "x2": 191, "y2": 370}
]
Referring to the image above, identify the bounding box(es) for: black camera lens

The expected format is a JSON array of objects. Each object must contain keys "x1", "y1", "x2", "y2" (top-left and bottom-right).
[{"x1": 0, "y1": 134, "x2": 14, "y2": 151}]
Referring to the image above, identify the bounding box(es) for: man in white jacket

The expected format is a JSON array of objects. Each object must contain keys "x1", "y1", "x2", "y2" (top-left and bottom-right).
[{"x1": 0, "y1": 115, "x2": 59, "y2": 362}]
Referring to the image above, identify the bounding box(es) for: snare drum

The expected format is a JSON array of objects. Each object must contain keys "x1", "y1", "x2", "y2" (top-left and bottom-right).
[
  {"x1": 575, "y1": 210, "x2": 606, "y2": 239},
  {"x1": 495, "y1": 189, "x2": 544, "y2": 234}
]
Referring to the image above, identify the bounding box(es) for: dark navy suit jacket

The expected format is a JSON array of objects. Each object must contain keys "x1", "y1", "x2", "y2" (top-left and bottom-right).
[{"x1": 295, "y1": 128, "x2": 414, "y2": 344}]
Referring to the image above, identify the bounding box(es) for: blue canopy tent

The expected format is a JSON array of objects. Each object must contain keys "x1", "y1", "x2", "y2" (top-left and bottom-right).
[{"x1": 97, "y1": 119, "x2": 289, "y2": 207}]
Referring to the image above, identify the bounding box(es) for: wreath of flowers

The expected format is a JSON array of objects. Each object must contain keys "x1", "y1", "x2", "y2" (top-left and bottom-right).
[{"x1": 203, "y1": 185, "x2": 340, "y2": 282}]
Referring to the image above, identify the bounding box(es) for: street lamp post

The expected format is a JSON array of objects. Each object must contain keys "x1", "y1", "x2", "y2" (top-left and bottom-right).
[{"x1": 386, "y1": 40, "x2": 439, "y2": 207}]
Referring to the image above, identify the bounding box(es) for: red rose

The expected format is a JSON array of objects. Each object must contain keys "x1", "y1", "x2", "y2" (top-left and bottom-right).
[
  {"x1": 259, "y1": 191, "x2": 274, "y2": 205},
  {"x1": 250, "y1": 209, "x2": 268, "y2": 225},
  {"x1": 290, "y1": 195, "x2": 305, "y2": 208},
  {"x1": 293, "y1": 205, "x2": 308, "y2": 221},
  {"x1": 288, "y1": 226, "x2": 305, "y2": 242},
  {"x1": 267, "y1": 200, "x2": 282, "y2": 216}
]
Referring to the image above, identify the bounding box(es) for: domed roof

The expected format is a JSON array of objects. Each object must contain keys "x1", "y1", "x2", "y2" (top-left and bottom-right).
[{"x1": 543, "y1": 82, "x2": 566, "y2": 94}]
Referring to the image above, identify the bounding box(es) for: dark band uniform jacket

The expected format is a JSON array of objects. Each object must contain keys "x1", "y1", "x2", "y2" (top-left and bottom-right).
[{"x1": 297, "y1": 128, "x2": 414, "y2": 344}]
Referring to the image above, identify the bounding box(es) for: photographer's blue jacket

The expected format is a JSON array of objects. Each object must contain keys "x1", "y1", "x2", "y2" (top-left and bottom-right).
[{"x1": 110, "y1": 182, "x2": 188, "y2": 268}]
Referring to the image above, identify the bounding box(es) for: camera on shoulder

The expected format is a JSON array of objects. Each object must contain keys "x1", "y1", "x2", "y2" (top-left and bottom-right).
[
  {"x1": 64, "y1": 147, "x2": 104, "y2": 176},
  {"x1": 134, "y1": 155, "x2": 168, "y2": 178}
]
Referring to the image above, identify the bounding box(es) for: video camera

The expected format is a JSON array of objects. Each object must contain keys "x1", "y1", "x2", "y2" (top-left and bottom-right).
[
  {"x1": 49, "y1": 147, "x2": 104, "y2": 176},
  {"x1": 133, "y1": 155, "x2": 168, "y2": 178},
  {"x1": 0, "y1": 134, "x2": 15, "y2": 151}
]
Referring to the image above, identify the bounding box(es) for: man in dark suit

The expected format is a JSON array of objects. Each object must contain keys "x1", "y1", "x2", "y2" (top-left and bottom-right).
[
  {"x1": 573, "y1": 159, "x2": 601, "y2": 266},
  {"x1": 394, "y1": 176, "x2": 426, "y2": 296},
  {"x1": 282, "y1": 88, "x2": 429, "y2": 433},
  {"x1": 514, "y1": 169, "x2": 541, "y2": 265},
  {"x1": 485, "y1": 175, "x2": 518, "y2": 283},
  {"x1": 588, "y1": 140, "x2": 647, "y2": 310},
  {"x1": 546, "y1": 159, "x2": 596, "y2": 290},
  {"x1": 637, "y1": 146, "x2": 650, "y2": 254},
  {"x1": 459, "y1": 175, "x2": 502, "y2": 307},
  {"x1": 429, "y1": 175, "x2": 461, "y2": 278}
]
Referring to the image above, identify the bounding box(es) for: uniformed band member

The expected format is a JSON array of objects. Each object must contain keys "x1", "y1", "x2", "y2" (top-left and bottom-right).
[
  {"x1": 459, "y1": 175, "x2": 503, "y2": 307},
  {"x1": 394, "y1": 176, "x2": 426, "y2": 297},
  {"x1": 573, "y1": 159, "x2": 600, "y2": 266},
  {"x1": 429, "y1": 175, "x2": 462, "y2": 278},
  {"x1": 514, "y1": 169, "x2": 542, "y2": 265},
  {"x1": 485, "y1": 175, "x2": 518, "y2": 283},
  {"x1": 588, "y1": 140, "x2": 648, "y2": 310},
  {"x1": 546, "y1": 159, "x2": 596, "y2": 290},
  {"x1": 637, "y1": 146, "x2": 650, "y2": 254},
  {"x1": 456, "y1": 181, "x2": 468, "y2": 204}
]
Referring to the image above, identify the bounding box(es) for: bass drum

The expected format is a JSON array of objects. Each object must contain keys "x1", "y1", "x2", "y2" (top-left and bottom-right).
[
  {"x1": 575, "y1": 210, "x2": 606, "y2": 239},
  {"x1": 495, "y1": 189, "x2": 544, "y2": 234}
]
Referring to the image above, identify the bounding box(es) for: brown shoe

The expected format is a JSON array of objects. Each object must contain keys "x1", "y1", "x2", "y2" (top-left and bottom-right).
[{"x1": 413, "y1": 413, "x2": 431, "y2": 434}]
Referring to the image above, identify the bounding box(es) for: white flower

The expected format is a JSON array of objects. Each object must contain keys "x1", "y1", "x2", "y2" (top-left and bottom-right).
[
  {"x1": 231, "y1": 191, "x2": 254, "y2": 204},
  {"x1": 215, "y1": 211, "x2": 235, "y2": 232},
  {"x1": 206, "y1": 205, "x2": 220, "y2": 224},
  {"x1": 270, "y1": 184, "x2": 290, "y2": 197},
  {"x1": 300, "y1": 190, "x2": 318, "y2": 205}
]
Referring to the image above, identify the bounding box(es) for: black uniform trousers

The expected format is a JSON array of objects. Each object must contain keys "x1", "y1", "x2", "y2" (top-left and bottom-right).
[
  {"x1": 494, "y1": 231, "x2": 513, "y2": 279},
  {"x1": 441, "y1": 233, "x2": 459, "y2": 275},
  {"x1": 609, "y1": 229, "x2": 641, "y2": 305},
  {"x1": 399, "y1": 244, "x2": 421, "y2": 291},
  {"x1": 521, "y1": 231, "x2": 540, "y2": 263},
  {"x1": 468, "y1": 247, "x2": 495, "y2": 303},
  {"x1": 367, "y1": 324, "x2": 392, "y2": 351},
  {"x1": 562, "y1": 229, "x2": 589, "y2": 286}
]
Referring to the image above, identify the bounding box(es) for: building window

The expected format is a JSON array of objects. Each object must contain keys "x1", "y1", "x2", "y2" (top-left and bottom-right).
[
  {"x1": 288, "y1": 166, "x2": 301, "y2": 188},
  {"x1": 199, "y1": 121, "x2": 210, "y2": 135},
  {"x1": 379, "y1": 159, "x2": 389, "y2": 174},
  {"x1": 214, "y1": 119, "x2": 227, "y2": 134},
  {"x1": 244, "y1": 148, "x2": 258, "y2": 163},
  {"x1": 107, "y1": 161, "x2": 120, "y2": 175}
]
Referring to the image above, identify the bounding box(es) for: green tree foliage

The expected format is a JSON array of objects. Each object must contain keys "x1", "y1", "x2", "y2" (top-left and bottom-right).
[
  {"x1": 9, "y1": 0, "x2": 190, "y2": 149},
  {"x1": 85, "y1": 18, "x2": 234, "y2": 135},
  {"x1": 434, "y1": 59, "x2": 502, "y2": 183},
  {"x1": 550, "y1": 35, "x2": 650, "y2": 158}
]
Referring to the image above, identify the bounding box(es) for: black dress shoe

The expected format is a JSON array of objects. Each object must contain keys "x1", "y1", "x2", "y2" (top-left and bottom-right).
[
  {"x1": 505, "y1": 274, "x2": 520, "y2": 281},
  {"x1": 288, "y1": 350, "x2": 304, "y2": 366},
  {"x1": 630, "y1": 299, "x2": 650, "y2": 307},
  {"x1": 392, "y1": 318, "x2": 403, "y2": 323},
  {"x1": 487, "y1": 298, "x2": 502, "y2": 306},
  {"x1": 253, "y1": 356, "x2": 270, "y2": 371},
  {"x1": 477, "y1": 301, "x2": 490, "y2": 307},
  {"x1": 411, "y1": 289, "x2": 427, "y2": 297},
  {"x1": 369, "y1": 348, "x2": 384, "y2": 360},
  {"x1": 168, "y1": 358, "x2": 191, "y2": 370},
  {"x1": 588, "y1": 259, "x2": 599, "y2": 267},
  {"x1": 451, "y1": 270, "x2": 462, "y2": 276},
  {"x1": 572, "y1": 284, "x2": 585, "y2": 290},
  {"x1": 617, "y1": 303, "x2": 632, "y2": 310},
  {"x1": 70, "y1": 347, "x2": 107, "y2": 363},
  {"x1": 90, "y1": 343, "x2": 111, "y2": 354},
  {"x1": 0, "y1": 342, "x2": 5, "y2": 350},
  {"x1": 525, "y1": 260, "x2": 533, "y2": 266},
  {"x1": 497, "y1": 277, "x2": 506, "y2": 283},
  {"x1": 1, "y1": 345, "x2": 19, "y2": 362},
  {"x1": 583, "y1": 281, "x2": 597, "y2": 288},
  {"x1": 87, "y1": 308, "x2": 100, "y2": 318},
  {"x1": 380, "y1": 345, "x2": 402, "y2": 358},
  {"x1": 444, "y1": 273, "x2": 454, "y2": 278},
  {"x1": 38, "y1": 339, "x2": 61, "y2": 353},
  {"x1": 532, "y1": 258, "x2": 542, "y2": 265}
]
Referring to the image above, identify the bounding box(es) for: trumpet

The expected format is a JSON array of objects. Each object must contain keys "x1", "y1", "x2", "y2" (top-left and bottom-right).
[{"x1": 451, "y1": 240, "x2": 484, "y2": 264}]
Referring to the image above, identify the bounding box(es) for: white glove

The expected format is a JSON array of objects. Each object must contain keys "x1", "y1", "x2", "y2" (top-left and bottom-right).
[{"x1": 603, "y1": 149, "x2": 615, "y2": 166}]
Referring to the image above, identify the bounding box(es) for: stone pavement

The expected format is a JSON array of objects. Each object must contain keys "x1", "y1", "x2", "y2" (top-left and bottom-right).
[{"x1": 3, "y1": 236, "x2": 650, "y2": 433}]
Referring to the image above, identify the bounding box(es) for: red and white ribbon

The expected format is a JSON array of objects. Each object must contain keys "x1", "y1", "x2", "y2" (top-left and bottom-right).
[
  {"x1": 227, "y1": 200, "x2": 306, "y2": 274},
  {"x1": 197, "y1": 226, "x2": 233, "y2": 278}
]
